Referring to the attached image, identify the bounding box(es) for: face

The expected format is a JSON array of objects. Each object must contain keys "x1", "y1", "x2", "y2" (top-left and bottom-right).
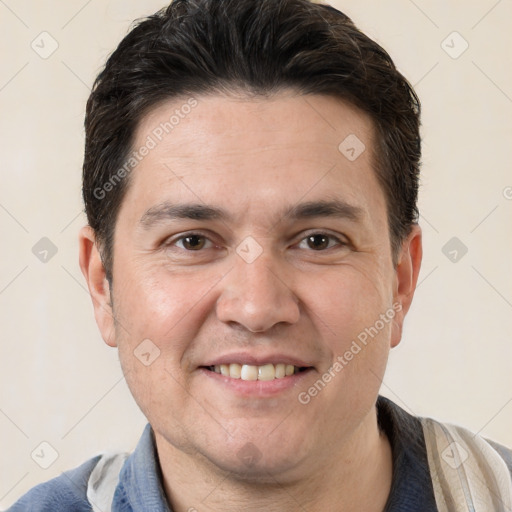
[{"x1": 80, "y1": 91, "x2": 421, "y2": 480}]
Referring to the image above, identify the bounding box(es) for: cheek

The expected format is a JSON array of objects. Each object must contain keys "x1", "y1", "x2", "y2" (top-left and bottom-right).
[
  {"x1": 111, "y1": 263, "x2": 228, "y2": 400},
  {"x1": 301, "y1": 263, "x2": 395, "y2": 405},
  {"x1": 304, "y1": 264, "x2": 393, "y2": 344},
  {"x1": 117, "y1": 347, "x2": 197, "y2": 449},
  {"x1": 112, "y1": 262, "x2": 224, "y2": 349},
  {"x1": 111, "y1": 267, "x2": 212, "y2": 426}
]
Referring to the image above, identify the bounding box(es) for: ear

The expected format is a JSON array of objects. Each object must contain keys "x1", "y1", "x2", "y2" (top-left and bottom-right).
[
  {"x1": 78, "y1": 226, "x2": 117, "y2": 347},
  {"x1": 390, "y1": 224, "x2": 422, "y2": 348}
]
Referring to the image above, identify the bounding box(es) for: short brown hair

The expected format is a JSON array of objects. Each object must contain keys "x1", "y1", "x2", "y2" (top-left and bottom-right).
[{"x1": 83, "y1": 0, "x2": 421, "y2": 282}]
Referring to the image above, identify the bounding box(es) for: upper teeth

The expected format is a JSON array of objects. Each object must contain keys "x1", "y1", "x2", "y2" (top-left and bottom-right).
[{"x1": 211, "y1": 363, "x2": 297, "y2": 381}]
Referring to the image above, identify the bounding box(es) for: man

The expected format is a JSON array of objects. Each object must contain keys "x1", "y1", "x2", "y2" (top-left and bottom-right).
[{"x1": 8, "y1": 0, "x2": 512, "y2": 510}]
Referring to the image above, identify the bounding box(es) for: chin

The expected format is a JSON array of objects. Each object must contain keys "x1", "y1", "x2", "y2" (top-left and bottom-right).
[
  {"x1": 199, "y1": 427, "x2": 311, "y2": 481},
  {"x1": 207, "y1": 447, "x2": 307, "y2": 483}
]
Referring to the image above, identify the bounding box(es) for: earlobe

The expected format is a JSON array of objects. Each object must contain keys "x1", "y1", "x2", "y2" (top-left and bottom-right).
[
  {"x1": 78, "y1": 226, "x2": 117, "y2": 347},
  {"x1": 390, "y1": 224, "x2": 422, "y2": 348}
]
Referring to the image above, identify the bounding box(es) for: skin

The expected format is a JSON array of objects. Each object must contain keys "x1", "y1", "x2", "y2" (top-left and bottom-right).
[{"x1": 79, "y1": 91, "x2": 422, "y2": 511}]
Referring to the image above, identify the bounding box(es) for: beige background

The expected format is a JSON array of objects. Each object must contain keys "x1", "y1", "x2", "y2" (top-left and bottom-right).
[{"x1": 1, "y1": 0, "x2": 511, "y2": 507}]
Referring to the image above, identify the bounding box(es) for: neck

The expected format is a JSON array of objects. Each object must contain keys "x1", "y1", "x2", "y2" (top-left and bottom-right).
[{"x1": 155, "y1": 407, "x2": 393, "y2": 512}]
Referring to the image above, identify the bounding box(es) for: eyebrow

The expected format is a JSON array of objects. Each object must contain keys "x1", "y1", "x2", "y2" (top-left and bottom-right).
[
  {"x1": 286, "y1": 200, "x2": 363, "y2": 223},
  {"x1": 139, "y1": 199, "x2": 364, "y2": 230},
  {"x1": 139, "y1": 202, "x2": 229, "y2": 229}
]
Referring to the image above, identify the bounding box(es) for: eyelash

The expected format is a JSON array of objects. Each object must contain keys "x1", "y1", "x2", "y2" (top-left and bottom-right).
[
  {"x1": 173, "y1": 232, "x2": 216, "y2": 251},
  {"x1": 167, "y1": 231, "x2": 347, "y2": 252},
  {"x1": 296, "y1": 233, "x2": 345, "y2": 251}
]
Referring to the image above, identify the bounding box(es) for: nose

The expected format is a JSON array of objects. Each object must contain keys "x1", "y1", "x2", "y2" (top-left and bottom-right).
[{"x1": 216, "y1": 250, "x2": 300, "y2": 333}]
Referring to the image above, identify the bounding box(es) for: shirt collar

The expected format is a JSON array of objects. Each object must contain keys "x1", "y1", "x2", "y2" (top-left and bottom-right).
[
  {"x1": 378, "y1": 396, "x2": 437, "y2": 511},
  {"x1": 113, "y1": 423, "x2": 171, "y2": 511},
  {"x1": 113, "y1": 397, "x2": 437, "y2": 511}
]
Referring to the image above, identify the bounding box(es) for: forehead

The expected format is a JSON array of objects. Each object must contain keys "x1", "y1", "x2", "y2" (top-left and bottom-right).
[
  {"x1": 122, "y1": 92, "x2": 385, "y2": 225},
  {"x1": 136, "y1": 92, "x2": 374, "y2": 160}
]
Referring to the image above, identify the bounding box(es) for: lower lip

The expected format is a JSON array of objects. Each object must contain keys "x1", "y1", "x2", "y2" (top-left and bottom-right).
[{"x1": 199, "y1": 368, "x2": 314, "y2": 397}]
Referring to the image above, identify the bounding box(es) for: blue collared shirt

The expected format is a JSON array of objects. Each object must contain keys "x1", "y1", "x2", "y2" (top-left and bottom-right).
[{"x1": 6, "y1": 397, "x2": 512, "y2": 511}]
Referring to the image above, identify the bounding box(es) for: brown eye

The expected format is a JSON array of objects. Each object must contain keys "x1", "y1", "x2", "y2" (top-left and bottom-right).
[
  {"x1": 306, "y1": 234, "x2": 330, "y2": 250},
  {"x1": 180, "y1": 235, "x2": 206, "y2": 250}
]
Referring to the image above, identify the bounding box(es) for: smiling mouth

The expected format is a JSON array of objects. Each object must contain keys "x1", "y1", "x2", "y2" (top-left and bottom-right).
[{"x1": 204, "y1": 363, "x2": 311, "y2": 381}]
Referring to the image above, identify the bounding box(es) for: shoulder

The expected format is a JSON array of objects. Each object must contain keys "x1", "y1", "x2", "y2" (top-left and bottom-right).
[
  {"x1": 486, "y1": 438, "x2": 512, "y2": 476},
  {"x1": 378, "y1": 396, "x2": 512, "y2": 477},
  {"x1": 419, "y1": 416, "x2": 512, "y2": 510},
  {"x1": 6, "y1": 456, "x2": 101, "y2": 512},
  {"x1": 421, "y1": 416, "x2": 512, "y2": 476}
]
